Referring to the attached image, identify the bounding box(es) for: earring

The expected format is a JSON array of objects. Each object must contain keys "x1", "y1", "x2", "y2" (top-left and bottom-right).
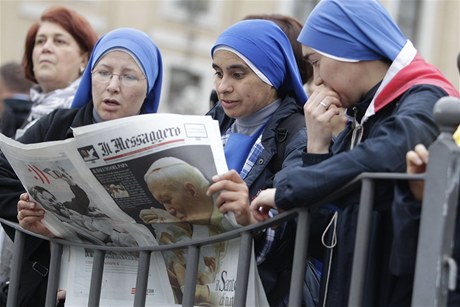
[{"x1": 79, "y1": 66, "x2": 85, "y2": 74}]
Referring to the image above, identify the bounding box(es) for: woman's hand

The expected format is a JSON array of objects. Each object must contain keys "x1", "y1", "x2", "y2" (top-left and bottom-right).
[
  {"x1": 406, "y1": 144, "x2": 429, "y2": 202},
  {"x1": 207, "y1": 170, "x2": 255, "y2": 226},
  {"x1": 17, "y1": 192, "x2": 55, "y2": 237},
  {"x1": 249, "y1": 188, "x2": 277, "y2": 222},
  {"x1": 304, "y1": 86, "x2": 341, "y2": 153}
]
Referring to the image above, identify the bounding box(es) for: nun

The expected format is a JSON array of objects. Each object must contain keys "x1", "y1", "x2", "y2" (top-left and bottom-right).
[
  {"x1": 4, "y1": 27, "x2": 163, "y2": 306},
  {"x1": 250, "y1": 0, "x2": 459, "y2": 306},
  {"x1": 206, "y1": 19, "x2": 310, "y2": 306}
]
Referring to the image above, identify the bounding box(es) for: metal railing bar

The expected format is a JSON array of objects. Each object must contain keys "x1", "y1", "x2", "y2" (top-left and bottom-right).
[
  {"x1": 6, "y1": 228, "x2": 25, "y2": 307},
  {"x1": 412, "y1": 138, "x2": 460, "y2": 306},
  {"x1": 87, "y1": 249, "x2": 106, "y2": 307},
  {"x1": 234, "y1": 231, "x2": 253, "y2": 306},
  {"x1": 134, "y1": 250, "x2": 152, "y2": 307},
  {"x1": 45, "y1": 242, "x2": 63, "y2": 307},
  {"x1": 348, "y1": 178, "x2": 375, "y2": 307},
  {"x1": 182, "y1": 245, "x2": 200, "y2": 307},
  {"x1": 288, "y1": 209, "x2": 311, "y2": 306},
  {"x1": 0, "y1": 171, "x2": 429, "y2": 307},
  {"x1": 0, "y1": 172, "x2": 419, "y2": 255}
]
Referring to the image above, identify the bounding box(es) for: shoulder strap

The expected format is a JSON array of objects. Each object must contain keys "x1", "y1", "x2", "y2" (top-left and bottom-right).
[{"x1": 272, "y1": 112, "x2": 305, "y2": 172}]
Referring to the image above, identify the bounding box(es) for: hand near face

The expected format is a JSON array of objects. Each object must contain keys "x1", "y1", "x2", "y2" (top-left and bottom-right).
[
  {"x1": 207, "y1": 170, "x2": 255, "y2": 226},
  {"x1": 249, "y1": 188, "x2": 277, "y2": 222},
  {"x1": 406, "y1": 144, "x2": 429, "y2": 202},
  {"x1": 304, "y1": 86, "x2": 342, "y2": 153},
  {"x1": 17, "y1": 192, "x2": 55, "y2": 237}
]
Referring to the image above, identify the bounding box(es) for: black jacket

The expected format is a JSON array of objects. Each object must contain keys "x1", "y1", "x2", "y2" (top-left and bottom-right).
[
  {"x1": 0, "y1": 98, "x2": 32, "y2": 138},
  {"x1": 207, "y1": 96, "x2": 312, "y2": 305},
  {"x1": 274, "y1": 85, "x2": 446, "y2": 306},
  {"x1": 0, "y1": 104, "x2": 93, "y2": 307}
]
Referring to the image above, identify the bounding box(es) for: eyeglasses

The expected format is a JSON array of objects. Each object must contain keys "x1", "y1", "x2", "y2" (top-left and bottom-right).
[{"x1": 92, "y1": 70, "x2": 145, "y2": 87}]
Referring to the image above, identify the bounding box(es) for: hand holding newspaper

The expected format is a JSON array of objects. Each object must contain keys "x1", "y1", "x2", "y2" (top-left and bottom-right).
[{"x1": 0, "y1": 113, "x2": 268, "y2": 306}]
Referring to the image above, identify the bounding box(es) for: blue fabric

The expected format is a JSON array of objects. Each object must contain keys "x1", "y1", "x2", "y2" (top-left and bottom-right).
[
  {"x1": 298, "y1": 0, "x2": 407, "y2": 62},
  {"x1": 211, "y1": 20, "x2": 307, "y2": 106},
  {"x1": 71, "y1": 28, "x2": 163, "y2": 113},
  {"x1": 223, "y1": 123, "x2": 265, "y2": 174}
]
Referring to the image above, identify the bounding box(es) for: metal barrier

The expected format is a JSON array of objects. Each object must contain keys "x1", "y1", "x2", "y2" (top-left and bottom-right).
[
  {"x1": 1, "y1": 96, "x2": 459, "y2": 307},
  {"x1": 412, "y1": 96, "x2": 460, "y2": 306}
]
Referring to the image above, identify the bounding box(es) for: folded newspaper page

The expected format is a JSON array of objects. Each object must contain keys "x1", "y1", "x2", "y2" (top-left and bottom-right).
[{"x1": 0, "y1": 113, "x2": 268, "y2": 307}]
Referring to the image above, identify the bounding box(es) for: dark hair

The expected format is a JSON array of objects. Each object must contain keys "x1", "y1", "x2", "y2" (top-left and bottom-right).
[
  {"x1": 22, "y1": 6, "x2": 98, "y2": 83},
  {"x1": 0, "y1": 61, "x2": 34, "y2": 94},
  {"x1": 243, "y1": 13, "x2": 313, "y2": 85}
]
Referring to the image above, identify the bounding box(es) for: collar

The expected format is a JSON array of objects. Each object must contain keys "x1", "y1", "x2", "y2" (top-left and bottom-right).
[
  {"x1": 361, "y1": 41, "x2": 460, "y2": 124},
  {"x1": 233, "y1": 99, "x2": 281, "y2": 135}
]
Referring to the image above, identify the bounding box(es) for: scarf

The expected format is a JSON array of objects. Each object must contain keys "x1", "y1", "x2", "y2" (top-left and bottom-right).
[
  {"x1": 27, "y1": 78, "x2": 80, "y2": 123},
  {"x1": 212, "y1": 19, "x2": 307, "y2": 106}
]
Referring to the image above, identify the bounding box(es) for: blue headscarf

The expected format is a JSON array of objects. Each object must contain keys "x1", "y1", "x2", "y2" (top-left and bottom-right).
[
  {"x1": 298, "y1": 0, "x2": 407, "y2": 62},
  {"x1": 71, "y1": 27, "x2": 163, "y2": 113},
  {"x1": 211, "y1": 20, "x2": 307, "y2": 106}
]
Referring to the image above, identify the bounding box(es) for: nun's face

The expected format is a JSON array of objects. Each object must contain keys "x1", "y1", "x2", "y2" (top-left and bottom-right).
[
  {"x1": 302, "y1": 46, "x2": 370, "y2": 108},
  {"x1": 91, "y1": 51, "x2": 147, "y2": 121},
  {"x1": 212, "y1": 50, "x2": 277, "y2": 119}
]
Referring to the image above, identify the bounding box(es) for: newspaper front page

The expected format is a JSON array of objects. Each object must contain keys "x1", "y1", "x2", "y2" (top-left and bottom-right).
[{"x1": 0, "y1": 113, "x2": 268, "y2": 306}]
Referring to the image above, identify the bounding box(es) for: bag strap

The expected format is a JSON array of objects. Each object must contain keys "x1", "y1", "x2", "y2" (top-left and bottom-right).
[{"x1": 272, "y1": 112, "x2": 305, "y2": 172}]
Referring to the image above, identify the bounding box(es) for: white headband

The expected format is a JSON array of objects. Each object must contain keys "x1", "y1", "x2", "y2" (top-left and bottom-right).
[{"x1": 213, "y1": 46, "x2": 273, "y2": 86}]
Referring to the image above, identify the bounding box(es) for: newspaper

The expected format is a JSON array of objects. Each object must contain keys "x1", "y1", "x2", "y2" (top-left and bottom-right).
[{"x1": 0, "y1": 113, "x2": 268, "y2": 306}]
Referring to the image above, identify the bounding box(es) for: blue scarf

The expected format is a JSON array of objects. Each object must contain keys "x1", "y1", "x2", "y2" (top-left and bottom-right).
[
  {"x1": 71, "y1": 28, "x2": 163, "y2": 114},
  {"x1": 298, "y1": 0, "x2": 460, "y2": 124},
  {"x1": 298, "y1": 0, "x2": 407, "y2": 62},
  {"x1": 212, "y1": 19, "x2": 307, "y2": 106}
]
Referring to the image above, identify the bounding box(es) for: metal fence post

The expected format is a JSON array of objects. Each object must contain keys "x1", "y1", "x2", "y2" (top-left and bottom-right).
[
  {"x1": 45, "y1": 242, "x2": 63, "y2": 307},
  {"x1": 87, "y1": 249, "x2": 106, "y2": 307},
  {"x1": 412, "y1": 97, "x2": 460, "y2": 306},
  {"x1": 234, "y1": 232, "x2": 253, "y2": 306},
  {"x1": 6, "y1": 229, "x2": 25, "y2": 307},
  {"x1": 134, "y1": 250, "x2": 151, "y2": 307},
  {"x1": 288, "y1": 209, "x2": 310, "y2": 306},
  {"x1": 182, "y1": 245, "x2": 200, "y2": 307},
  {"x1": 348, "y1": 178, "x2": 375, "y2": 307}
]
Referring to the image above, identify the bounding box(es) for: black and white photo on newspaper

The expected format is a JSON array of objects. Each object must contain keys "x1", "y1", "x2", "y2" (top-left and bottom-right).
[{"x1": 0, "y1": 113, "x2": 268, "y2": 306}]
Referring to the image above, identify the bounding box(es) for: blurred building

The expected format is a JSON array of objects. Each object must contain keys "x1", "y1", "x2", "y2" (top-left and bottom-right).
[{"x1": 0, "y1": 0, "x2": 458, "y2": 115}]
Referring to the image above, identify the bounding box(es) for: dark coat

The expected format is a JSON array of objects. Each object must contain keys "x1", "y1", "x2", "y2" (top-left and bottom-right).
[
  {"x1": 274, "y1": 84, "x2": 446, "y2": 306},
  {"x1": 207, "y1": 96, "x2": 310, "y2": 305},
  {"x1": 391, "y1": 179, "x2": 460, "y2": 306},
  {"x1": 0, "y1": 97, "x2": 32, "y2": 138},
  {"x1": 0, "y1": 104, "x2": 93, "y2": 307}
]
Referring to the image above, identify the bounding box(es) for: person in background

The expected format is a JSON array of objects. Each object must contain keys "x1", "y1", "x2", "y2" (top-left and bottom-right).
[
  {"x1": 243, "y1": 13, "x2": 341, "y2": 305},
  {"x1": 391, "y1": 141, "x2": 460, "y2": 305},
  {"x1": 250, "y1": 0, "x2": 459, "y2": 306},
  {"x1": 16, "y1": 6, "x2": 98, "y2": 137},
  {"x1": 0, "y1": 61, "x2": 34, "y2": 138},
  {"x1": 0, "y1": 61, "x2": 34, "y2": 304},
  {"x1": 205, "y1": 19, "x2": 309, "y2": 306},
  {"x1": 0, "y1": 27, "x2": 163, "y2": 307}
]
